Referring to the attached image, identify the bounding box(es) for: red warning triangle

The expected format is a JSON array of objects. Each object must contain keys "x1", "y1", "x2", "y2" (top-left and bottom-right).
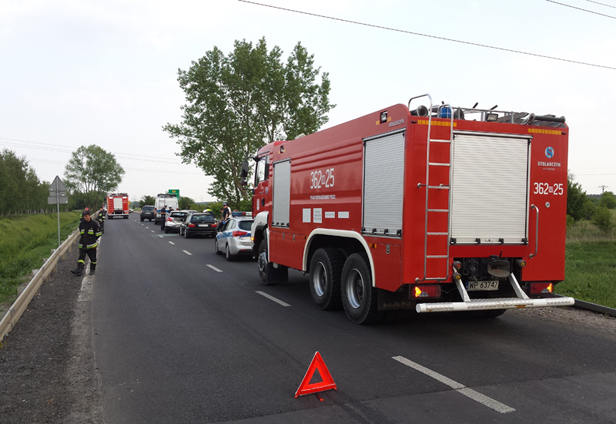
[{"x1": 295, "y1": 351, "x2": 337, "y2": 398}]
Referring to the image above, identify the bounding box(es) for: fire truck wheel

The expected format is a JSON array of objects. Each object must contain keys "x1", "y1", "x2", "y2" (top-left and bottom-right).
[
  {"x1": 257, "y1": 238, "x2": 287, "y2": 285},
  {"x1": 257, "y1": 239, "x2": 275, "y2": 285},
  {"x1": 341, "y1": 253, "x2": 382, "y2": 324},
  {"x1": 309, "y1": 248, "x2": 343, "y2": 310}
]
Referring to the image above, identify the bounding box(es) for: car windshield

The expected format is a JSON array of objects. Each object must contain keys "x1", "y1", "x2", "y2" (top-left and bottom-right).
[
  {"x1": 238, "y1": 220, "x2": 253, "y2": 231},
  {"x1": 191, "y1": 214, "x2": 216, "y2": 223}
]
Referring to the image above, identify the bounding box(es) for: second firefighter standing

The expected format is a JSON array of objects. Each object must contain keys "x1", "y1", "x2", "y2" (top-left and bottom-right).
[{"x1": 71, "y1": 209, "x2": 102, "y2": 276}]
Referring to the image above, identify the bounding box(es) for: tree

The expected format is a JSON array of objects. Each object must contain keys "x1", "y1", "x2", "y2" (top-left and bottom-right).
[
  {"x1": 179, "y1": 196, "x2": 195, "y2": 210},
  {"x1": 164, "y1": 38, "x2": 334, "y2": 206},
  {"x1": 593, "y1": 206, "x2": 614, "y2": 234},
  {"x1": 599, "y1": 191, "x2": 616, "y2": 209},
  {"x1": 141, "y1": 195, "x2": 156, "y2": 206},
  {"x1": 0, "y1": 149, "x2": 50, "y2": 214},
  {"x1": 567, "y1": 172, "x2": 593, "y2": 221},
  {"x1": 64, "y1": 145, "x2": 124, "y2": 209}
]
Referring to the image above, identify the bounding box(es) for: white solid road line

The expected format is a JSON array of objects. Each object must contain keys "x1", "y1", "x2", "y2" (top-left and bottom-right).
[
  {"x1": 183, "y1": 250, "x2": 192, "y2": 256},
  {"x1": 169, "y1": 241, "x2": 175, "y2": 245},
  {"x1": 206, "y1": 264, "x2": 223, "y2": 273},
  {"x1": 392, "y1": 356, "x2": 515, "y2": 414},
  {"x1": 256, "y1": 291, "x2": 291, "y2": 307}
]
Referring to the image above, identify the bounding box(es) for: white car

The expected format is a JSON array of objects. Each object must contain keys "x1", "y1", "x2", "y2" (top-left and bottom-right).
[
  {"x1": 163, "y1": 210, "x2": 196, "y2": 233},
  {"x1": 214, "y1": 217, "x2": 254, "y2": 260}
]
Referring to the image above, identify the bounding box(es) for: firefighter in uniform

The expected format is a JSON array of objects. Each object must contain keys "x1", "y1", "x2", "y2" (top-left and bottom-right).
[
  {"x1": 71, "y1": 210, "x2": 102, "y2": 276},
  {"x1": 97, "y1": 206, "x2": 105, "y2": 233}
]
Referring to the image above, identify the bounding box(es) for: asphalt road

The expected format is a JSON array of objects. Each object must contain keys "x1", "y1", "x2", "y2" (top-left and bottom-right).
[{"x1": 92, "y1": 213, "x2": 616, "y2": 424}]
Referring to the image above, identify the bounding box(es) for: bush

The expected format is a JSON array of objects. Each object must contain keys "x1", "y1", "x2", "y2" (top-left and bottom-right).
[{"x1": 593, "y1": 207, "x2": 614, "y2": 234}]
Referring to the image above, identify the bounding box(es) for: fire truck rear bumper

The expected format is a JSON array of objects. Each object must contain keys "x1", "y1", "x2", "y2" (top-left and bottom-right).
[{"x1": 416, "y1": 296, "x2": 575, "y2": 313}]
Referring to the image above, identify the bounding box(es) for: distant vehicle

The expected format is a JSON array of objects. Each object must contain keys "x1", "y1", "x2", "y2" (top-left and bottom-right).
[
  {"x1": 107, "y1": 193, "x2": 129, "y2": 219},
  {"x1": 154, "y1": 194, "x2": 179, "y2": 224},
  {"x1": 180, "y1": 213, "x2": 218, "y2": 238},
  {"x1": 215, "y1": 216, "x2": 254, "y2": 260},
  {"x1": 140, "y1": 205, "x2": 156, "y2": 222},
  {"x1": 164, "y1": 211, "x2": 189, "y2": 233}
]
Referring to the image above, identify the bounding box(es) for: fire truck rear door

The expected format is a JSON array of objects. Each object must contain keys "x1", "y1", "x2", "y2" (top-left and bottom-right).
[{"x1": 450, "y1": 132, "x2": 531, "y2": 244}]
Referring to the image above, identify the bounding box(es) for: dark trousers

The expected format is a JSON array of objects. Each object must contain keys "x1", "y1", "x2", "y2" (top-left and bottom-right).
[{"x1": 78, "y1": 248, "x2": 97, "y2": 271}]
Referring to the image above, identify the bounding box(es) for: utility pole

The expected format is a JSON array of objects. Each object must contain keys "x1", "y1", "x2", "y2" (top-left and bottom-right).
[{"x1": 599, "y1": 185, "x2": 608, "y2": 194}]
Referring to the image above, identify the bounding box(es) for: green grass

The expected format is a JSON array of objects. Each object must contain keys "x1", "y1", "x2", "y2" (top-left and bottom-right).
[
  {"x1": 555, "y1": 215, "x2": 616, "y2": 308},
  {"x1": 0, "y1": 212, "x2": 81, "y2": 304}
]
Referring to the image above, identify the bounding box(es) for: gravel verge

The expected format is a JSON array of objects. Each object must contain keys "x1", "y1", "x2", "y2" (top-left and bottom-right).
[{"x1": 0, "y1": 250, "x2": 102, "y2": 423}]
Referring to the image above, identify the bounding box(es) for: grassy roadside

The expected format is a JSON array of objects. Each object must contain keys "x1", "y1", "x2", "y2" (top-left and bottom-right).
[
  {"x1": 0, "y1": 212, "x2": 81, "y2": 305},
  {"x1": 555, "y1": 215, "x2": 616, "y2": 309}
]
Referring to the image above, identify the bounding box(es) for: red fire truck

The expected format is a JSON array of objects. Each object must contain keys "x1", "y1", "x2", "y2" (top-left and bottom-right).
[
  {"x1": 244, "y1": 94, "x2": 575, "y2": 324},
  {"x1": 107, "y1": 193, "x2": 129, "y2": 219}
]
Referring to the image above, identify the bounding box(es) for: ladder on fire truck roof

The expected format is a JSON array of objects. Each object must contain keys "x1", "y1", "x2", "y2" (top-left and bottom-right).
[{"x1": 409, "y1": 94, "x2": 454, "y2": 282}]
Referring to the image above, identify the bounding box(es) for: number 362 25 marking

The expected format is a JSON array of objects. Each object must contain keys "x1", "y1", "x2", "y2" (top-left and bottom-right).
[{"x1": 534, "y1": 182, "x2": 563, "y2": 195}]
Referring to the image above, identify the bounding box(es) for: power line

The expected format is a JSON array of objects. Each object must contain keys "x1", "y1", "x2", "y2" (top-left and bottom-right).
[
  {"x1": 238, "y1": 0, "x2": 616, "y2": 71},
  {"x1": 547, "y1": 0, "x2": 616, "y2": 19},
  {"x1": 0, "y1": 137, "x2": 183, "y2": 165},
  {"x1": 586, "y1": 0, "x2": 616, "y2": 9}
]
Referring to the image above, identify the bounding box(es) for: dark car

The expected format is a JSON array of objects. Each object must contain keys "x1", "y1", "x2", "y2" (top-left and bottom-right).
[
  {"x1": 140, "y1": 205, "x2": 156, "y2": 222},
  {"x1": 179, "y1": 213, "x2": 218, "y2": 238}
]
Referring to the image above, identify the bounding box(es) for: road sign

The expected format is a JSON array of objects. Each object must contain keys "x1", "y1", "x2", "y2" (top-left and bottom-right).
[
  {"x1": 169, "y1": 189, "x2": 180, "y2": 198},
  {"x1": 49, "y1": 176, "x2": 66, "y2": 194},
  {"x1": 48, "y1": 196, "x2": 69, "y2": 204}
]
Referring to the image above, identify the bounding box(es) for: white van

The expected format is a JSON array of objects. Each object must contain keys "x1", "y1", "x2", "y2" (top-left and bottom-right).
[{"x1": 154, "y1": 194, "x2": 180, "y2": 224}]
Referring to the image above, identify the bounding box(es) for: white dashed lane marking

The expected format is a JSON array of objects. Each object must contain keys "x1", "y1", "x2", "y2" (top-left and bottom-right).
[
  {"x1": 183, "y1": 250, "x2": 192, "y2": 256},
  {"x1": 392, "y1": 356, "x2": 515, "y2": 414},
  {"x1": 169, "y1": 241, "x2": 175, "y2": 245},
  {"x1": 206, "y1": 264, "x2": 222, "y2": 273},
  {"x1": 256, "y1": 291, "x2": 291, "y2": 307}
]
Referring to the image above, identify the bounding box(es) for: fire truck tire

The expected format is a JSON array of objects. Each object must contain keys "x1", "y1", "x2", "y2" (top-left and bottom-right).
[
  {"x1": 309, "y1": 248, "x2": 343, "y2": 310},
  {"x1": 258, "y1": 238, "x2": 287, "y2": 285},
  {"x1": 341, "y1": 253, "x2": 382, "y2": 324}
]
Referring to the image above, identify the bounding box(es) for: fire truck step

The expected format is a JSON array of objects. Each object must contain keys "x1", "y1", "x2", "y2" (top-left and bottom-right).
[
  {"x1": 429, "y1": 139, "x2": 452, "y2": 143},
  {"x1": 427, "y1": 185, "x2": 450, "y2": 189},
  {"x1": 427, "y1": 209, "x2": 449, "y2": 212},
  {"x1": 428, "y1": 162, "x2": 451, "y2": 166},
  {"x1": 416, "y1": 296, "x2": 575, "y2": 313},
  {"x1": 427, "y1": 232, "x2": 448, "y2": 236}
]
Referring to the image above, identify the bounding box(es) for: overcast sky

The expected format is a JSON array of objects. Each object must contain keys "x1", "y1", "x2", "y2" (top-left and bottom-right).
[{"x1": 1, "y1": 0, "x2": 615, "y2": 203}]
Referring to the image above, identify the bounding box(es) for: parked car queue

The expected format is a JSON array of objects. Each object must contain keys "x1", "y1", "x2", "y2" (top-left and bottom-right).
[{"x1": 151, "y1": 209, "x2": 254, "y2": 261}]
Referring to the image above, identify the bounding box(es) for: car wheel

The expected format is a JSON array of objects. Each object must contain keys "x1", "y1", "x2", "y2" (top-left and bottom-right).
[
  {"x1": 140, "y1": 217, "x2": 144, "y2": 222},
  {"x1": 341, "y1": 253, "x2": 383, "y2": 324},
  {"x1": 185, "y1": 229, "x2": 191, "y2": 238},
  {"x1": 164, "y1": 227, "x2": 169, "y2": 234},
  {"x1": 309, "y1": 248, "x2": 343, "y2": 310},
  {"x1": 215, "y1": 238, "x2": 222, "y2": 255},
  {"x1": 225, "y1": 244, "x2": 233, "y2": 261}
]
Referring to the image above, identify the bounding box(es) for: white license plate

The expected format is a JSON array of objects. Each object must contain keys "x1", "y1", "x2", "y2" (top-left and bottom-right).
[
  {"x1": 467, "y1": 281, "x2": 499, "y2": 291},
  {"x1": 198, "y1": 224, "x2": 207, "y2": 227}
]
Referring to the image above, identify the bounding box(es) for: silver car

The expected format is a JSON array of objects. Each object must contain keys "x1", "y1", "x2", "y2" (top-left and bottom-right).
[
  {"x1": 164, "y1": 210, "x2": 195, "y2": 233},
  {"x1": 214, "y1": 217, "x2": 254, "y2": 260}
]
